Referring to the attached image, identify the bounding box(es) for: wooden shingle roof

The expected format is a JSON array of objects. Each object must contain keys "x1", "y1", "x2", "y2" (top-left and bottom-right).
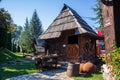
[{"x1": 40, "y1": 4, "x2": 98, "y2": 39}]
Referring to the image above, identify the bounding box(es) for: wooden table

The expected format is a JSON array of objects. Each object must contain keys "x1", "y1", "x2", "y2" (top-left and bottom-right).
[{"x1": 33, "y1": 54, "x2": 59, "y2": 70}]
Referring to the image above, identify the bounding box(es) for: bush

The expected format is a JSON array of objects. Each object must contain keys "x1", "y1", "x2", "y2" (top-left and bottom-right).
[{"x1": 102, "y1": 46, "x2": 120, "y2": 80}]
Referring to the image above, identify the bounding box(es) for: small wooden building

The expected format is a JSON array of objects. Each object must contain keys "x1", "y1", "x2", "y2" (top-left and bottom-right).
[
  {"x1": 102, "y1": 0, "x2": 120, "y2": 53},
  {"x1": 40, "y1": 4, "x2": 100, "y2": 62}
]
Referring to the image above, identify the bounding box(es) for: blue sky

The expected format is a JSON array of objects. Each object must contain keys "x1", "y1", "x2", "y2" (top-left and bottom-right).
[{"x1": 0, "y1": 0, "x2": 97, "y2": 30}]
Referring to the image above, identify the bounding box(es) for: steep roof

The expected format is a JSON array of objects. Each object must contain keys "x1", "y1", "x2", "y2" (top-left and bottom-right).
[{"x1": 40, "y1": 4, "x2": 98, "y2": 39}]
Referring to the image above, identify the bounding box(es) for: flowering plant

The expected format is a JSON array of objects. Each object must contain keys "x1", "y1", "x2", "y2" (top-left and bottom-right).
[
  {"x1": 102, "y1": 46, "x2": 120, "y2": 80},
  {"x1": 101, "y1": 64, "x2": 115, "y2": 80}
]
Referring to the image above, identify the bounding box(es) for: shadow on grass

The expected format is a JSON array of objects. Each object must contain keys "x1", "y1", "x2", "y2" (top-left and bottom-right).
[
  {"x1": 0, "y1": 68, "x2": 29, "y2": 80},
  {"x1": 0, "y1": 62, "x2": 38, "y2": 80},
  {"x1": 0, "y1": 49, "x2": 24, "y2": 64}
]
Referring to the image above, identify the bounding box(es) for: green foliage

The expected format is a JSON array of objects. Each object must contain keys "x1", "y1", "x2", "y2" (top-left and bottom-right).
[
  {"x1": 19, "y1": 18, "x2": 34, "y2": 53},
  {"x1": 19, "y1": 10, "x2": 43, "y2": 53},
  {"x1": 92, "y1": 0, "x2": 103, "y2": 30},
  {"x1": 102, "y1": 46, "x2": 120, "y2": 80},
  {"x1": 0, "y1": 8, "x2": 13, "y2": 49},
  {"x1": 30, "y1": 9, "x2": 43, "y2": 38},
  {"x1": 11, "y1": 24, "x2": 23, "y2": 52}
]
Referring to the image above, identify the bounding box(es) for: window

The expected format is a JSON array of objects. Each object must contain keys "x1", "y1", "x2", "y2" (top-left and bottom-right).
[{"x1": 68, "y1": 35, "x2": 78, "y2": 44}]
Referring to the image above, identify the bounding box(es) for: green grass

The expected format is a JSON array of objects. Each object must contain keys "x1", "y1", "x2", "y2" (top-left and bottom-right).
[
  {"x1": 73, "y1": 71, "x2": 103, "y2": 80},
  {"x1": 0, "y1": 49, "x2": 103, "y2": 80},
  {"x1": 0, "y1": 49, "x2": 39, "y2": 80},
  {"x1": 0, "y1": 61, "x2": 38, "y2": 80},
  {"x1": 0, "y1": 49, "x2": 24, "y2": 64}
]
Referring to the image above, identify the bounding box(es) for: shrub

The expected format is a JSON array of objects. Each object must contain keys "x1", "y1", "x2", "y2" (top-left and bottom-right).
[{"x1": 102, "y1": 46, "x2": 120, "y2": 80}]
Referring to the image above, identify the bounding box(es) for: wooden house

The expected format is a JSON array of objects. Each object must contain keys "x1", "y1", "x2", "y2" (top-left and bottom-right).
[
  {"x1": 102, "y1": 0, "x2": 120, "y2": 53},
  {"x1": 39, "y1": 4, "x2": 100, "y2": 62}
]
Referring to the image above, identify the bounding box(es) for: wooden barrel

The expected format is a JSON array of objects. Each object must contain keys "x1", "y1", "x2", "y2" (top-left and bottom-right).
[{"x1": 66, "y1": 62, "x2": 79, "y2": 77}]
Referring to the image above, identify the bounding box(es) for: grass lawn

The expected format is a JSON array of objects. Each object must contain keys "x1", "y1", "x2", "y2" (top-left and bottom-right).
[
  {"x1": 0, "y1": 49, "x2": 25, "y2": 64},
  {"x1": 0, "y1": 49, "x2": 103, "y2": 80},
  {"x1": 0, "y1": 61, "x2": 38, "y2": 80},
  {"x1": 0, "y1": 49, "x2": 39, "y2": 80},
  {"x1": 73, "y1": 70, "x2": 103, "y2": 80}
]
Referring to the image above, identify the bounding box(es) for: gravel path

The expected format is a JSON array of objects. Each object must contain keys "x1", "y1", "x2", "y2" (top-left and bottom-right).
[{"x1": 6, "y1": 69, "x2": 74, "y2": 80}]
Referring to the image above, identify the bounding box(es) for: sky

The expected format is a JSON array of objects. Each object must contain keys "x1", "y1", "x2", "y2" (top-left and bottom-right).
[{"x1": 0, "y1": 0, "x2": 97, "y2": 30}]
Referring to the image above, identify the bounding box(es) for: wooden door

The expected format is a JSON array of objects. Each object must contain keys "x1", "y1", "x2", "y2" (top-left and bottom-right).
[{"x1": 66, "y1": 44, "x2": 79, "y2": 61}]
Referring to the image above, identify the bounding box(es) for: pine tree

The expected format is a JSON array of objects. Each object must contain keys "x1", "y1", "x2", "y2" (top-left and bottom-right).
[
  {"x1": 92, "y1": 0, "x2": 103, "y2": 30},
  {"x1": 19, "y1": 10, "x2": 43, "y2": 54},
  {"x1": 29, "y1": 10, "x2": 43, "y2": 55},
  {"x1": 30, "y1": 10, "x2": 43, "y2": 39},
  {"x1": 19, "y1": 18, "x2": 33, "y2": 53}
]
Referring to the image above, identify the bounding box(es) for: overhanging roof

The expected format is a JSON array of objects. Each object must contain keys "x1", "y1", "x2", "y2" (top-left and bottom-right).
[{"x1": 39, "y1": 4, "x2": 98, "y2": 39}]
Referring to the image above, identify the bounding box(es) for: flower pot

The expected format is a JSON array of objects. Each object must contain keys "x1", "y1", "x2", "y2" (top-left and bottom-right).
[
  {"x1": 82, "y1": 61, "x2": 97, "y2": 74},
  {"x1": 79, "y1": 63, "x2": 84, "y2": 73}
]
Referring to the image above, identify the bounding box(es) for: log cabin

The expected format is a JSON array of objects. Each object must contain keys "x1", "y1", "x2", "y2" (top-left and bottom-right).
[{"x1": 39, "y1": 4, "x2": 101, "y2": 63}]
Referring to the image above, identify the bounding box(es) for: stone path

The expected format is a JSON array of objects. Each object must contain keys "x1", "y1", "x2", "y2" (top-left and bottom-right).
[
  {"x1": 6, "y1": 69, "x2": 74, "y2": 80},
  {"x1": 1, "y1": 60, "x2": 31, "y2": 67}
]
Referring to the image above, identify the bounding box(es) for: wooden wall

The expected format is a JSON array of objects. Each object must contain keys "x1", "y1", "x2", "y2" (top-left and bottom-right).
[
  {"x1": 45, "y1": 29, "x2": 97, "y2": 62},
  {"x1": 79, "y1": 34, "x2": 97, "y2": 63}
]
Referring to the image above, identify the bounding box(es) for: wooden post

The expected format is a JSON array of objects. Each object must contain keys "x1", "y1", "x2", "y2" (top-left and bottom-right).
[{"x1": 102, "y1": 0, "x2": 120, "y2": 53}]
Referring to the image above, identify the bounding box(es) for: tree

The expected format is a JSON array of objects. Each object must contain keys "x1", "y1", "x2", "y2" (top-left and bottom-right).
[
  {"x1": 92, "y1": 0, "x2": 103, "y2": 30},
  {"x1": 0, "y1": 8, "x2": 13, "y2": 49},
  {"x1": 19, "y1": 18, "x2": 33, "y2": 53},
  {"x1": 30, "y1": 10, "x2": 43, "y2": 39},
  {"x1": 19, "y1": 10, "x2": 43, "y2": 54},
  {"x1": 11, "y1": 24, "x2": 22, "y2": 52},
  {"x1": 30, "y1": 10, "x2": 43, "y2": 54}
]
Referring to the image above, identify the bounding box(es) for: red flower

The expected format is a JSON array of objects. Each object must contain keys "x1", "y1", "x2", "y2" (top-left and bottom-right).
[
  {"x1": 101, "y1": 66, "x2": 104, "y2": 71},
  {"x1": 118, "y1": 54, "x2": 120, "y2": 58},
  {"x1": 107, "y1": 56, "x2": 112, "y2": 61}
]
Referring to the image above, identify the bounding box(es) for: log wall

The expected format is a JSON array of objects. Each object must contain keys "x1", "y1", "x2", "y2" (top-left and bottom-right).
[
  {"x1": 79, "y1": 34, "x2": 97, "y2": 63},
  {"x1": 45, "y1": 29, "x2": 97, "y2": 62}
]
